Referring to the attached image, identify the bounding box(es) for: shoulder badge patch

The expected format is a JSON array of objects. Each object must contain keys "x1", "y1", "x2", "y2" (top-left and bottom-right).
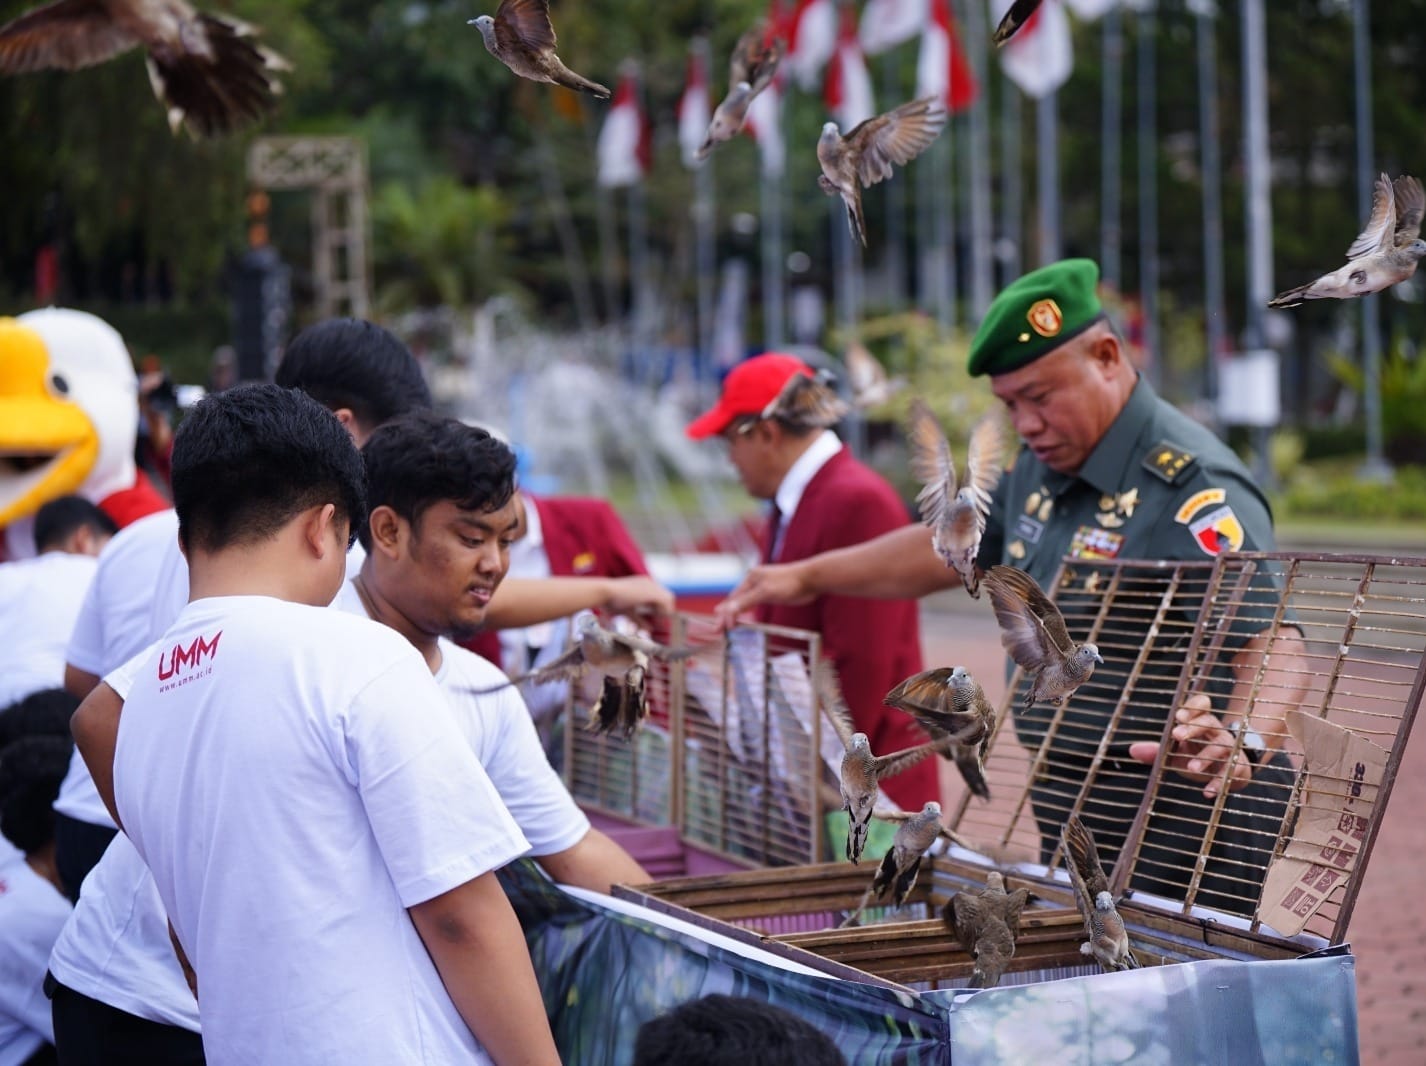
[
  {"x1": 1174, "y1": 487, "x2": 1244, "y2": 556},
  {"x1": 1027, "y1": 298, "x2": 1063, "y2": 338},
  {"x1": 1143, "y1": 441, "x2": 1197, "y2": 484}
]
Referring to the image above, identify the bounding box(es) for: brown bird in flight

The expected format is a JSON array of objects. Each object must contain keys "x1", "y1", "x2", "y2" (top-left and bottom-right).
[
  {"x1": 696, "y1": 19, "x2": 784, "y2": 161},
  {"x1": 0, "y1": 0, "x2": 288, "y2": 138},
  {"x1": 944, "y1": 871, "x2": 1031, "y2": 989},
  {"x1": 757, "y1": 365, "x2": 849, "y2": 430},
  {"x1": 983, "y1": 565, "x2": 1102, "y2": 708},
  {"x1": 993, "y1": 0, "x2": 1043, "y2": 47},
  {"x1": 817, "y1": 95, "x2": 947, "y2": 247},
  {"x1": 469, "y1": 0, "x2": 609, "y2": 99},
  {"x1": 1061, "y1": 815, "x2": 1139, "y2": 972},
  {"x1": 883, "y1": 665, "x2": 995, "y2": 801},
  {"x1": 906, "y1": 401, "x2": 1005, "y2": 598},
  {"x1": 1269, "y1": 173, "x2": 1426, "y2": 308}
]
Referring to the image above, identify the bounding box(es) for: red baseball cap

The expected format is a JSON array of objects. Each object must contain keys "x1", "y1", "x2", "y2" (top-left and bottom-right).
[{"x1": 685, "y1": 353, "x2": 814, "y2": 440}]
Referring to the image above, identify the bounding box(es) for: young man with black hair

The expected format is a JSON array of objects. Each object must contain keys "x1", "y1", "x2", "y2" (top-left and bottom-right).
[
  {"x1": 69, "y1": 385, "x2": 559, "y2": 1066},
  {"x1": 0, "y1": 734, "x2": 73, "y2": 1066},
  {"x1": 341, "y1": 412, "x2": 648, "y2": 893},
  {"x1": 632, "y1": 995, "x2": 847, "y2": 1066},
  {"x1": 0, "y1": 497, "x2": 115, "y2": 710}
]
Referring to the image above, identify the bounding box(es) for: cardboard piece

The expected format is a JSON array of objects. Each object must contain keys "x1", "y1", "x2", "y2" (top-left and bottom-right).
[{"x1": 1258, "y1": 710, "x2": 1388, "y2": 936}]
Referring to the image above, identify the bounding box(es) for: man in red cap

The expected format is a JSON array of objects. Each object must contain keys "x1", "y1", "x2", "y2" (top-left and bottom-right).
[{"x1": 687, "y1": 353, "x2": 938, "y2": 814}]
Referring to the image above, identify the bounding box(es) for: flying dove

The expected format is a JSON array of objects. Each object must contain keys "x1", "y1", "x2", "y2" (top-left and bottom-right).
[
  {"x1": 468, "y1": 0, "x2": 609, "y2": 99},
  {"x1": 1061, "y1": 815, "x2": 1139, "y2": 972},
  {"x1": 473, "y1": 613, "x2": 701, "y2": 737},
  {"x1": 696, "y1": 20, "x2": 784, "y2": 161},
  {"x1": 1269, "y1": 173, "x2": 1426, "y2": 308},
  {"x1": 993, "y1": 0, "x2": 1044, "y2": 47},
  {"x1": 843, "y1": 340, "x2": 905, "y2": 410},
  {"x1": 883, "y1": 665, "x2": 994, "y2": 801},
  {"x1": 944, "y1": 871, "x2": 1031, "y2": 989},
  {"x1": 817, "y1": 95, "x2": 947, "y2": 247},
  {"x1": 868, "y1": 802, "x2": 949, "y2": 908},
  {"x1": 759, "y1": 366, "x2": 849, "y2": 430},
  {"x1": 906, "y1": 402, "x2": 1005, "y2": 598},
  {"x1": 0, "y1": 0, "x2": 289, "y2": 138},
  {"x1": 982, "y1": 565, "x2": 1102, "y2": 708},
  {"x1": 816, "y1": 668, "x2": 948, "y2": 864}
]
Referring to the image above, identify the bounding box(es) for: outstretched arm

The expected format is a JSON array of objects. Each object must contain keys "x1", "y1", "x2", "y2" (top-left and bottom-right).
[
  {"x1": 409, "y1": 872, "x2": 561, "y2": 1065},
  {"x1": 535, "y1": 829, "x2": 650, "y2": 895},
  {"x1": 714, "y1": 523, "x2": 958, "y2": 626},
  {"x1": 70, "y1": 681, "x2": 125, "y2": 830},
  {"x1": 486, "y1": 575, "x2": 674, "y2": 629}
]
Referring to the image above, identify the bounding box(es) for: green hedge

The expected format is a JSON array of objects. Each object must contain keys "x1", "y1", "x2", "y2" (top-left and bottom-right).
[{"x1": 1276, "y1": 463, "x2": 1426, "y2": 521}]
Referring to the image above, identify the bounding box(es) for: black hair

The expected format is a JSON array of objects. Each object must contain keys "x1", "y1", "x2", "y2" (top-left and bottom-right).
[
  {"x1": 274, "y1": 318, "x2": 432, "y2": 432},
  {"x1": 0, "y1": 689, "x2": 78, "y2": 749},
  {"x1": 170, "y1": 383, "x2": 367, "y2": 554},
  {"x1": 33, "y1": 495, "x2": 118, "y2": 553},
  {"x1": 358, "y1": 413, "x2": 517, "y2": 551},
  {"x1": 632, "y1": 995, "x2": 847, "y2": 1066},
  {"x1": 0, "y1": 735, "x2": 72, "y2": 855}
]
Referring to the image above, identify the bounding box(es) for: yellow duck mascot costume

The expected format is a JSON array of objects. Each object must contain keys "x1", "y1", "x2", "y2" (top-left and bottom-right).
[{"x1": 0, "y1": 309, "x2": 170, "y2": 561}]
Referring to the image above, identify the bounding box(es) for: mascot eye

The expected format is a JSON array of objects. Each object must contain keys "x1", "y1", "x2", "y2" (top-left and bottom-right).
[{"x1": 50, "y1": 373, "x2": 70, "y2": 395}]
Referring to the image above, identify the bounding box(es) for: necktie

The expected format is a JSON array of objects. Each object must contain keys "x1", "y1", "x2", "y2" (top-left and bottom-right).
[{"x1": 763, "y1": 503, "x2": 782, "y2": 564}]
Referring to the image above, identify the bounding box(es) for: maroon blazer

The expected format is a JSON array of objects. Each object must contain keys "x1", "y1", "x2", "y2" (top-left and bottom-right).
[
  {"x1": 462, "y1": 494, "x2": 650, "y2": 665},
  {"x1": 758, "y1": 448, "x2": 937, "y2": 809}
]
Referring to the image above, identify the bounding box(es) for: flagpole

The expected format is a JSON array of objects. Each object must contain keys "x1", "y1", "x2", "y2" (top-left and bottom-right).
[
  {"x1": 1036, "y1": 89, "x2": 1059, "y2": 265},
  {"x1": 692, "y1": 38, "x2": 717, "y2": 363},
  {"x1": 1195, "y1": 1, "x2": 1226, "y2": 409},
  {"x1": 964, "y1": 0, "x2": 994, "y2": 321},
  {"x1": 1137, "y1": 3, "x2": 1159, "y2": 384},
  {"x1": 761, "y1": 156, "x2": 786, "y2": 348},
  {"x1": 1354, "y1": 0, "x2": 1390, "y2": 480},
  {"x1": 1241, "y1": 0, "x2": 1274, "y2": 485},
  {"x1": 882, "y1": 54, "x2": 907, "y2": 311},
  {"x1": 534, "y1": 129, "x2": 598, "y2": 334},
  {"x1": 1100, "y1": 8, "x2": 1123, "y2": 292},
  {"x1": 628, "y1": 180, "x2": 652, "y2": 374},
  {"x1": 1001, "y1": 74, "x2": 1023, "y2": 286},
  {"x1": 936, "y1": 132, "x2": 957, "y2": 330}
]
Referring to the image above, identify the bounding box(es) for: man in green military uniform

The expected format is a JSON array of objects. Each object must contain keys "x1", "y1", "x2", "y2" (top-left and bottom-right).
[{"x1": 716, "y1": 258, "x2": 1307, "y2": 916}]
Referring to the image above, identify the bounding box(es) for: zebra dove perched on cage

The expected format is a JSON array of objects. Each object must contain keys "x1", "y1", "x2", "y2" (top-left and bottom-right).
[
  {"x1": 983, "y1": 565, "x2": 1103, "y2": 707},
  {"x1": 944, "y1": 872, "x2": 1031, "y2": 989},
  {"x1": 1062, "y1": 815, "x2": 1139, "y2": 973}
]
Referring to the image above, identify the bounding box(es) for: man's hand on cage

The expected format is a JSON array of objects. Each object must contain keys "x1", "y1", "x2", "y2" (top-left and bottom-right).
[
  {"x1": 714, "y1": 563, "x2": 816, "y2": 629},
  {"x1": 1127, "y1": 693, "x2": 1255, "y2": 799},
  {"x1": 601, "y1": 576, "x2": 676, "y2": 618}
]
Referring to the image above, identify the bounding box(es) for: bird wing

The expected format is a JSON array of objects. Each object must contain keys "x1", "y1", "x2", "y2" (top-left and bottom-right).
[
  {"x1": 813, "y1": 665, "x2": 857, "y2": 751},
  {"x1": 494, "y1": 0, "x2": 557, "y2": 54},
  {"x1": 844, "y1": 96, "x2": 947, "y2": 190},
  {"x1": 0, "y1": 0, "x2": 137, "y2": 74},
  {"x1": 1003, "y1": 887, "x2": 1031, "y2": 938},
  {"x1": 963, "y1": 412, "x2": 1006, "y2": 517},
  {"x1": 844, "y1": 341, "x2": 883, "y2": 394},
  {"x1": 907, "y1": 399, "x2": 958, "y2": 529},
  {"x1": 1062, "y1": 814, "x2": 1113, "y2": 920},
  {"x1": 1060, "y1": 819, "x2": 1097, "y2": 937},
  {"x1": 760, "y1": 369, "x2": 849, "y2": 427},
  {"x1": 993, "y1": 0, "x2": 1044, "y2": 47},
  {"x1": 611, "y1": 630, "x2": 704, "y2": 664},
  {"x1": 729, "y1": 20, "x2": 784, "y2": 96},
  {"x1": 1393, "y1": 175, "x2": 1425, "y2": 246},
  {"x1": 983, "y1": 566, "x2": 1076, "y2": 670},
  {"x1": 948, "y1": 892, "x2": 987, "y2": 953},
  {"x1": 1345, "y1": 172, "x2": 1397, "y2": 260},
  {"x1": 500, "y1": 642, "x2": 587, "y2": 688},
  {"x1": 868, "y1": 739, "x2": 941, "y2": 779}
]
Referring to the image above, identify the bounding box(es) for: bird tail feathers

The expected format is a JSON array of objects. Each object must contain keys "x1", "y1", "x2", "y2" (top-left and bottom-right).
[{"x1": 147, "y1": 14, "x2": 286, "y2": 138}]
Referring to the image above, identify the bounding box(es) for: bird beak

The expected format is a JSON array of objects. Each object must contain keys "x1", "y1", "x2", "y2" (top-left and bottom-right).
[{"x1": 1093, "y1": 651, "x2": 1105, "y2": 664}]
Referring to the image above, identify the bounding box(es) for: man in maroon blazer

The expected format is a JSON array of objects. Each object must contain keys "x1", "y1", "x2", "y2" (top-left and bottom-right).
[{"x1": 687, "y1": 353, "x2": 938, "y2": 810}]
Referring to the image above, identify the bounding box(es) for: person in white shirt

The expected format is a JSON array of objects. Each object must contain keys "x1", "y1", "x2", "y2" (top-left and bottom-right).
[
  {"x1": 68, "y1": 385, "x2": 559, "y2": 1066},
  {"x1": 342, "y1": 411, "x2": 649, "y2": 891},
  {"x1": 0, "y1": 497, "x2": 115, "y2": 712},
  {"x1": 0, "y1": 735, "x2": 73, "y2": 1066}
]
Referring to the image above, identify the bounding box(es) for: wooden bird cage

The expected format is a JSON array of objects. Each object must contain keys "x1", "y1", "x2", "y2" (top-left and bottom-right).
[
  {"x1": 614, "y1": 551, "x2": 1426, "y2": 990},
  {"x1": 564, "y1": 613, "x2": 833, "y2": 869}
]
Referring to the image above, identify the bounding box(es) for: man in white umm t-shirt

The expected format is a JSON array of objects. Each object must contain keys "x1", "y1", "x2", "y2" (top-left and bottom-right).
[
  {"x1": 70, "y1": 385, "x2": 559, "y2": 1066},
  {"x1": 341, "y1": 410, "x2": 649, "y2": 892},
  {"x1": 0, "y1": 496, "x2": 115, "y2": 710}
]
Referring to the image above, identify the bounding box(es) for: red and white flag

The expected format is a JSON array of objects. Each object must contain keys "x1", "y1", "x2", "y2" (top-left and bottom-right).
[
  {"x1": 992, "y1": 0, "x2": 1073, "y2": 99},
  {"x1": 677, "y1": 47, "x2": 711, "y2": 169},
  {"x1": 859, "y1": 0, "x2": 928, "y2": 56},
  {"x1": 597, "y1": 67, "x2": 651, "y2": 187},
  {"x1": 744, "y1": 82, "x2": 786, "y2": 177},
  {"x1": 917, "y1": 0, "x2": 978, "y2": 113},
  {"x1": 785, "y1": 0, "x2": 837, "y2": 91},
  {"x1": 825, "y1": 5, "x2": 874, "y2": 129}
]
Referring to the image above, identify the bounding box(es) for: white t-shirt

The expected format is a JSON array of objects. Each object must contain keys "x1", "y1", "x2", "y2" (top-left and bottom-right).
[
  {"x1": 333, "y1": 582, "x2": 590, "y2": 857},
  {"x1": 56, "y1": 509, "x2": 182, "y2": 829},
  {"x1": 113, "y1": 596, "x2": 528, "y2": 1065},
  {"x1": 0, "y1": 552, "x2": 97, "y2": 709},
  {"x1": 0, "y1": 856, "x2": 72, "y2": 1065}
]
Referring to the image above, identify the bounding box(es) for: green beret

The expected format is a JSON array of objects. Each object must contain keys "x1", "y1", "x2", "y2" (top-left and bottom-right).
[{"x1": 968, "y1": 258, "x2": 1105, "y2": 377}]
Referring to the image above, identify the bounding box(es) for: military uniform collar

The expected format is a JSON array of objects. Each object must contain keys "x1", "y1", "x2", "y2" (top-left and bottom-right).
[{"x1": 1071, "y1": 374, "x2": 1157, "y2": 498}]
